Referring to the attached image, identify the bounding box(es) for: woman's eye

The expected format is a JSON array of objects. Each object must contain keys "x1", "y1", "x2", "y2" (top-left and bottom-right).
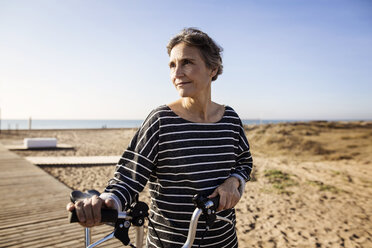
[
  {"x1": 183, "y1": 60, "x2": 190, "y2": 65},
  {"x1": 169, "y1": 62, "x2": 175, "y2": 68}
]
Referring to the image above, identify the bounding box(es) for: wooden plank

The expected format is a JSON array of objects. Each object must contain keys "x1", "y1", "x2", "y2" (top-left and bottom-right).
[{"x1": 25, "y1": 156, "x2": 120, "y2": 165}]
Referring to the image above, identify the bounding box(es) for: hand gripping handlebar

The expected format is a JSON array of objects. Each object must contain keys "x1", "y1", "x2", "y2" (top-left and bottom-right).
[{"x1": 69, "y1": 190, "x2": 148, "y2": 247}]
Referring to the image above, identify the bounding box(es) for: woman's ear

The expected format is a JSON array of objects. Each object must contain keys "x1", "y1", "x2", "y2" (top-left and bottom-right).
[{"x1": 210, "y1": 68, "x2": 218, "y2": 79}]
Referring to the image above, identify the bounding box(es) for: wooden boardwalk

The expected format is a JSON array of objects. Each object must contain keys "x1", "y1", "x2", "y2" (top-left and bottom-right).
[
  {"x1": 0, "y1": 144, "x2": 129, "y2": 247},
  {"x1": 25, "y1": 156, "x2": 120, "y2": 166}
]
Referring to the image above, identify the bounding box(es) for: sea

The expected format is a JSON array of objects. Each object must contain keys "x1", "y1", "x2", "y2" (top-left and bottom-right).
[{"x1": 0, "y1": 119, "x2": 301, "y2": 130}]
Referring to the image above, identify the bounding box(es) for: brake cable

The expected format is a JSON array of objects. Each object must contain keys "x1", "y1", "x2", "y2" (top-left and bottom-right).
[{"x1": 147, "y1": 216, "x2": 165, "y2": 248}]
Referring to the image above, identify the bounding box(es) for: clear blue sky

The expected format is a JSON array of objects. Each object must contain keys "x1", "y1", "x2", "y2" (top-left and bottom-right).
[{"x1": 0, "y1": 0, "x2": 371, "y2": 120}]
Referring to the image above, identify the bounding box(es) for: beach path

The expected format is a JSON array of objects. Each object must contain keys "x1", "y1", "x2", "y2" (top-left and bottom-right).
[{"x1": 0, "y1": 144, "x2": 126, "y2": 247}]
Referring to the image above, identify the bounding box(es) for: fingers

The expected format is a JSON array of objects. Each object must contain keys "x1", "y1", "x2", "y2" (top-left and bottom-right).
[
  {"x1": 212, "y1": 180, "x2": 241, "y2": 211},
  {"x1": 226, "y1": 192, "x2": 240, "y2": 209},
  {"x1": 208, "y1": 189, "x2": 218, "y2": 199},
  {"x1": 75, "y1": 200, "x2": 86, "y2": 223},
  {"x1": 208, "y1": 188, "x2": 228, "y2": 211},
  {"x1": 217, "y1": 190, "x2": 227, "y2": 212},
  {"x1": 83, "y1": 198, "x2": 94, "y2": 227},
  {"x1": 66, "y1": 202, "x2": 75, "y2": 211},
  {"x1": 217, "y1": 192, "x2": 239, "y2": 211},
  {"x1": 91, "y1": 195, "x2": 103, "y2": 225},
  {"x1": 70, "y1": 196, "x2": 104, "y2": 227},
  {"x1": 104, "y1": 198, "x2": 115, "y2": 209}
]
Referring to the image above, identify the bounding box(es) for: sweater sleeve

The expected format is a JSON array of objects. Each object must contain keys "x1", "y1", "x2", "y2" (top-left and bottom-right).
[
  {"x1": 231, "y1": 120, "x2": 253, "y2": 194},
  {"x1": 101, "y1": 109, "x2": 160, "y2": 211}
]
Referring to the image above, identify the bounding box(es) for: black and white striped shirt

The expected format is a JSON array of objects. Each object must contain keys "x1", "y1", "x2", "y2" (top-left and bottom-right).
[{"x1": 102, "y1": 105, "x2": 253, "y2": 248}]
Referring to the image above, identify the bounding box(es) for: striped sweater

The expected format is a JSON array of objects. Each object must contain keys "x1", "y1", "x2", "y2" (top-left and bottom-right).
[{"x1": 102, "y1": 105, "x2": 253, "y2": 247}]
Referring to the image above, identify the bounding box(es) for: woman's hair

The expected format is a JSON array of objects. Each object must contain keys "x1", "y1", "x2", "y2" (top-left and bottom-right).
[{"x1": 167, "y1": 28, "x2": 223, "y2": 81}]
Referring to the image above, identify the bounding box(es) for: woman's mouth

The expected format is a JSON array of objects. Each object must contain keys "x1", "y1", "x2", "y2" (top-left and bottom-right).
[{"x1": 176, "y1": 82, "x2": 191, "y2": 87}]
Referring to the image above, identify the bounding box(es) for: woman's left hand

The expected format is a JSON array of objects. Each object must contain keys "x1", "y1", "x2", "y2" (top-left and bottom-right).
[{"x1": 208, "y1": 177, "x2": 241, "y2": 212}]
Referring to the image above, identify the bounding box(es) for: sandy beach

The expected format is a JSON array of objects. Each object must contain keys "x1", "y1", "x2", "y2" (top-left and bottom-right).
[{"x1": 1, "y1": 121, "x2": 371, "y2": 248}]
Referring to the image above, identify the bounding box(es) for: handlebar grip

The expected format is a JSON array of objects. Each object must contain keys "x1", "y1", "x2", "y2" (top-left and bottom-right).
[
  {"x1": 69, "y1": 208, "x2": 118, "y2": 223},
  {"x1": 209, "y1": 195, "x2": 220, "y2": 210}
]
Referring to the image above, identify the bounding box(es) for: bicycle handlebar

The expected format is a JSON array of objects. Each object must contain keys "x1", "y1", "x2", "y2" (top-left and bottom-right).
[
  {"x1": 192, "y1": 194, "x2": 220, "y2": 211},
  {"x1": 209, "y1": 195, "x2": 220, "y2": 209},
  {"x1": 182, "y1": 194, "x2": 221, "y2": 248},
  {"x1": 68, "y1": 191, "x2": 227, "y2": 248},
  {"x1": 69, "y1": 208, "x2": 118, "y2": 223},
  {"x1": 69, "y1": 190, "x2": 120, "y2": 223}
]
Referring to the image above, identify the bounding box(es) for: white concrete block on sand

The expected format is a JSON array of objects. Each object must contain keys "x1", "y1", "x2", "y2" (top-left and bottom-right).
[{"x1": 24, "y1": 138, "x2": 57, "y2": 148}]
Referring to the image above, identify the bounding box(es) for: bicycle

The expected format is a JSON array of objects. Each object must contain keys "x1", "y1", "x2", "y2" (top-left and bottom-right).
[{"x1": 69, "y1": 190, "x2": 233, "y2": 248}]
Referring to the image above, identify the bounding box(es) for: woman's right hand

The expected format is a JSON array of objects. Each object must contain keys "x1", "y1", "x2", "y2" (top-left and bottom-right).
[{"x1": 66, "y1": 195, "x2": 116, "y2": 227}]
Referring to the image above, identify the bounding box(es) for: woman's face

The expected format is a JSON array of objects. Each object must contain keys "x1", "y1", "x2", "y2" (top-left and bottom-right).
[{"x1": 169, "y1": 42, "x2": 216, "y2": 99}]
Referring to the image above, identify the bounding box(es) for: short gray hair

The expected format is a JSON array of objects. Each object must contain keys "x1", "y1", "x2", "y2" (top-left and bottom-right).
[{"x1": 167, "y1": 28, "x2": 223, "y2": 81}]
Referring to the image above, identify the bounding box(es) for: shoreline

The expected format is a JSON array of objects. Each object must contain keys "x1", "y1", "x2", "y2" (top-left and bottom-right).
[
  {"x1": 0, "y1": 120, "x2": 371, "y2": 132},
  {"x1": 0, "y1": 119, "x2": 372, "y2": 132},
  {"x1": 0, "y1": 127, "x2": 138, "y2": 132}
]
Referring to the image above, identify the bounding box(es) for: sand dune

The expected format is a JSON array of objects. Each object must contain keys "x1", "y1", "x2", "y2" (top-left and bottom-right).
[{"x1": 1, "y1": 121, "x2": 371, "y2": 247}]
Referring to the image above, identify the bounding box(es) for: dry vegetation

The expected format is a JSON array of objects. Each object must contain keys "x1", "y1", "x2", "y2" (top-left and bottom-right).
[
  {"x1": 247, "y1": 121, "x2": 372, "y2": 163},
  {"x1": 1, "y1": 121, "x2": 371, "y2": 248}
]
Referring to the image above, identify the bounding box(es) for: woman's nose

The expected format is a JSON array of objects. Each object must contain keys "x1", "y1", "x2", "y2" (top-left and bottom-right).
[{"x1": 174, "y1": 64, "x2": 184, "y2": 77}]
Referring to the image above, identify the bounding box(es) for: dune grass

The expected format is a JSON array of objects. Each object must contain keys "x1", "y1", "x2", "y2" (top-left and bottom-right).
[
  {"x1": 307, "y1": 180, "x2": 341, "y2": 193},
  {"x1": 264, "y1": 169, "x2": 298, "y2": 195}
]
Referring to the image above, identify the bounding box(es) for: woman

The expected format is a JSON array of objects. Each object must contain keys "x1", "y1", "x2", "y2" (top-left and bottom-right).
[{"x1": 67, "y1": 28, "x2": 253, "y2": 247}]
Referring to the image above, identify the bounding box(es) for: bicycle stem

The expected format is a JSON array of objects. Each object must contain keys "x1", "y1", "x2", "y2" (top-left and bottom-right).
[{"x1": 135, "y1": 226, "x2": 144, "y2": 247}]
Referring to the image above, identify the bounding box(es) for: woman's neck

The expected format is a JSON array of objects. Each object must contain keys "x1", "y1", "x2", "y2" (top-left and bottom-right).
[{"x1": 181, "y1": 97, "x2": 213, "y2": 122}]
